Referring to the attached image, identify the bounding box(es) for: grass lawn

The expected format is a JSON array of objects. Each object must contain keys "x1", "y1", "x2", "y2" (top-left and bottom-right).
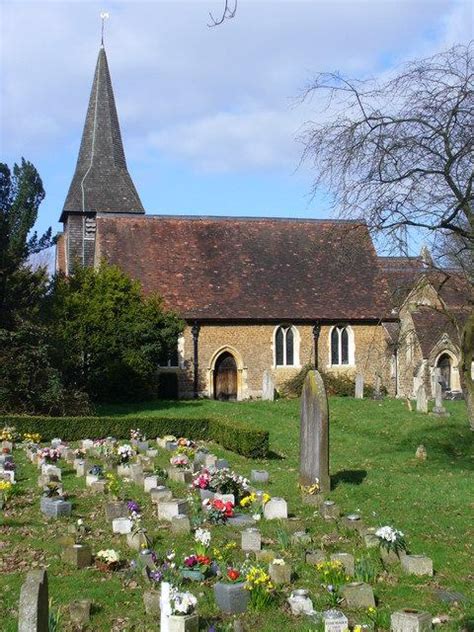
[{"x1": 0, "y1": 397, "x2": 472, "y2": 631}]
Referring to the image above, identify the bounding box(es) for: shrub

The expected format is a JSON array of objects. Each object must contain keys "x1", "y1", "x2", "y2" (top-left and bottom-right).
[
  {"x1": 279, "y1": 364, "x2": 385, "y2": 398},
  {"x1": 0, "y1": 414, "x2": 269, "y2": 458}
]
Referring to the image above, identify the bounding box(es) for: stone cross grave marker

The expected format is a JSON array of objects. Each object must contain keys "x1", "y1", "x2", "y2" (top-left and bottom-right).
[
  {"x1": 416, "y1": 384, "x2": 428, "y2": 413},
  {"x1": 18, "y1": 569, "x2": 49, "y2": 632},
  {"x1": 355, "y1": 373, "x2": 364, "y2": 399},
  {"x1": 262, "y1": 369, "x2": 275, "y2": 401},
  {"x1": 300, "y1": 369, "x2": 330, "y2": 493}
]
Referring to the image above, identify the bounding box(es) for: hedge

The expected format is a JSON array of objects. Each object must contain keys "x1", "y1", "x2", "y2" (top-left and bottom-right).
[{"x1": 0, "y1": 414, "x2": 269, "y2": 459}]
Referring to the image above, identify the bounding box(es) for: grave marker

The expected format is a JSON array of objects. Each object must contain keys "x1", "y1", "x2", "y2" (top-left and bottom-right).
[
  {"x1": 262, "y1": 369, "x2": 275, "y2": 401},
  {"x1": 355, "y1": 373, "x2": 364, "y2": 399},
  {"x1": 18, "y1": 569, "x2": 49, "y2": 632},
  {"x1": 299, "y1": 370, "x2": 330, "y2": 493},
  {"x1": 416, "y1": 385, "x2": 428, "y2": 413}
]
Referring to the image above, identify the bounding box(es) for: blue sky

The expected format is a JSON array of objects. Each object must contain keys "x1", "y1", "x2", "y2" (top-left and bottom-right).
[{"x1": 1, "y1": 0, "x2": 472, "y2": 260}]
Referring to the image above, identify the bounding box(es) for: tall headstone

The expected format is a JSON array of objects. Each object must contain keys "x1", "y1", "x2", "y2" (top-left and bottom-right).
[
  {"x1": 262, "y1": 369, "x2": 275, "y2": 401},
  {"x1": 18, "y1": 569, "x2": 49, "y2": 632},
  {"x1": 355, "y1": 373, "x2": 364, "y2": 399},
  {"x1": 299, "y1": 370, "x2": 330, "y2": 493},
  {"x1": 432, "y1": 381, "x2": 449, "y2": 417},
  {"x1": 372, "y1": 374, "x2": 383, "y2": 400},
  {"x1": 416, "y1": 384, "x2": 428, "y2": 413}
]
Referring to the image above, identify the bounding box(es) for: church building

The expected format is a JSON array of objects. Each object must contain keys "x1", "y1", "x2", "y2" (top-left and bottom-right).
[{"x1": 56, "y1": 45, "x2": 467, "y2": 401}]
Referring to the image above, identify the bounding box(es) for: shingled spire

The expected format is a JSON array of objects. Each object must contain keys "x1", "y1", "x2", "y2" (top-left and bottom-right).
[{"x1": 60, "y1": 45, "x2": 144, "y2": 221}]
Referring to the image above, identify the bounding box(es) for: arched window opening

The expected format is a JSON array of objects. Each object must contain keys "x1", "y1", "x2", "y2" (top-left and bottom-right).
[
  {"x1": 275, "y1": 325, "x2": 297, "y2": 366},
  {"x1": 330, "y1": 326, "x2": 352, "y2": 366}
]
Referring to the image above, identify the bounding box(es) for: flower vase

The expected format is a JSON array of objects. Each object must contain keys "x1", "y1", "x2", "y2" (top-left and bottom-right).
[
  {"x1": 180, "y1": 568, "x2": 206, "y2": 582},
  {"x1": 214, "y1": 581, "x2": 249, "y2": 614}
]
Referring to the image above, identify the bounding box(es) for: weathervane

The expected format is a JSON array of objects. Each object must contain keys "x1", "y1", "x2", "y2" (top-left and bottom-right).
[{"x1": 100, "y1": 11, "x2": 109, "y2": 46}]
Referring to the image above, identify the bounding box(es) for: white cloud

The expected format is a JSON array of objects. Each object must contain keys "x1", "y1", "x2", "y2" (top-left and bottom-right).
[{"x1": 1, "y1": 0, "x2": 472, "y2": 174}]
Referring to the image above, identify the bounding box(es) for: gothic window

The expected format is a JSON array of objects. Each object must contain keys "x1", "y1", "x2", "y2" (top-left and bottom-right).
[
  {"x1": 275, "y1": 325, "x2": 297, "y2": 366},
  {"x1": 330, "y1": 326, "x2": 353, "y2": 365}
]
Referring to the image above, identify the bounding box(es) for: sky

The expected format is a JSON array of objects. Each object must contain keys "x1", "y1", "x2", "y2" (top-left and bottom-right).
[{"x1": 1, "y1": 0, "x2": 472, "y2": 257}]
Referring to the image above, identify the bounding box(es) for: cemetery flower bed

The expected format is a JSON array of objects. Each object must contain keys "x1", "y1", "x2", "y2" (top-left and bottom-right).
[{"x1": 0, "y1": 397, "x2": 471, "y2": 632}]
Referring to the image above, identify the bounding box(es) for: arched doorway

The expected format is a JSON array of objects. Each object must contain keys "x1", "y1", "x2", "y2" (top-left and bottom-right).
[
  {"x1": 214, "y1": 352, "x2": 237, "y2": 400},
  {"x1": 437, "y1": 353, "x2": 451, "y2": 391}
]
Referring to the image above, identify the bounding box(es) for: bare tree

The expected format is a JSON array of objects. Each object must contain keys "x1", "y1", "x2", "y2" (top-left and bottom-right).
[
  {"x1": 208, "y1": 0, "x2": 238, "y2": 27},
  {"x1": 301, "y1": 42, "x2": 474, "y2": 423}
]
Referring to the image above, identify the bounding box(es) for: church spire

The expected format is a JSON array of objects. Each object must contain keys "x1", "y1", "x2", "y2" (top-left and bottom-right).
[{"x1": 60, "y1": 45, "x2": 144, "y2": 221}]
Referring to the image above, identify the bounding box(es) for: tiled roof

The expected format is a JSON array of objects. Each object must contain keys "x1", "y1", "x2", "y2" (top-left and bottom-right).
[
  {"x1": 412, "y1": 308, "x2": 465, "y2": 356},
  {"x1": 96, "y1": 214, "x2": 393, "y2": 321},
  {"x1": 61, "y1": 47, "x2": 144, "y2": 221}
]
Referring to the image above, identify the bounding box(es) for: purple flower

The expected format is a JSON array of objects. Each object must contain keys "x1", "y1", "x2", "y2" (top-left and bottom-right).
[
  {"x1": 149, "y1": 570, "x2": 163, "y2": 583},
  {"x1": 127, "y1": 500, "x2": 140, "y2": 513}
]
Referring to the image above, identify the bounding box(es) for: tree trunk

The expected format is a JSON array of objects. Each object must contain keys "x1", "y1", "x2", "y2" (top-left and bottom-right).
[{"x1": 459, "y1": 312, "x2": 474, "y2": 430}]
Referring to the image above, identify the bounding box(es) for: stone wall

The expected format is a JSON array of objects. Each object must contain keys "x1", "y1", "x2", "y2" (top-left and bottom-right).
[{"x1": 162, "y1": 322, "x2": 393, "y2": 400}]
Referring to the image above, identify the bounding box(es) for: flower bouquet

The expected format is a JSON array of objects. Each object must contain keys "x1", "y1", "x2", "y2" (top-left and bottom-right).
[
  {"x1": 177, "y1": 437, "x2": 196, "y2": 449},
  {"x1": 204, "y1": 498, "x2": 234, "y2": 525},
  {"x1": 169, "y1": 587, "x2": 198, "y2": 616},
  {"x1": 192, "y1": 469, "x2": 211, "y2": 490},
  {"x1": 239, "y1": 491, "x2": 271, "y2": 520},
  {"x1": 207, "y1": 469, "x2": 249, "y2": 502},
  {"x1": 117, "y1": 444, "x2": 134, "y2": 464},
  {"x1": 0, "y1": 480, "x2": 13, "y2": 508},
  {"x1": 180, "y1": 554, "x2": 213, "y2": 581},
  {"x1": 375, "y1": 525, "x2": 407, "y2": 562},
  {"x1": 95, "y1": 549, "x2": 121, "y2": 572},
  {"x1": 38, "y1": 447, "x2": 61, "y2": 464},
  {"x1": 194, "y1": 528, "x2": 211, "y2": 555},
  {"x1": 22, "y1": 432, "x2": 42, "y2": 446},
  {"x1": 170, "y1": 454, "x2": 190, "y2": 469}
]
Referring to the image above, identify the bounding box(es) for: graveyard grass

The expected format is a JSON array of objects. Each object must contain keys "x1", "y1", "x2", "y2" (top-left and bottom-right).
[{"x1": 1, "y1": 397, "x2": 472, "y2": 631}]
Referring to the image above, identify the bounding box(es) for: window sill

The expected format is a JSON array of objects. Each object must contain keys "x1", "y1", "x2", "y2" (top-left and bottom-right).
[
  {"x1": 327, "y1": 364, "x2": 355, "y2": 369},
  {"x1": 274, "y1": 364, "x2": 301, "y2": 370}
]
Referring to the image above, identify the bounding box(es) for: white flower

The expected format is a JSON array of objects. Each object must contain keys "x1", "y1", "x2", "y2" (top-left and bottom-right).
[
  {"x1": 77, "y1": 519, "x2": 83, "y2": 526},
  {"x1": 194, "y1": 528, "x2": 211, "y2": 547},
  {"x1": 169, "y1": 589, "x2": 197, "y2": 615},
  {"x1": 272, "y1": 558, "x2": 286, "y2": 565},
  {"x1": 375, "y1": 525, "x2": 404, "y2": 542},
  {"x1": 252, "y1": 513, "x2": 261, "y2": 521},
  {"x1": 96, "y1": 549, "x2": 120, "y2": 564}
]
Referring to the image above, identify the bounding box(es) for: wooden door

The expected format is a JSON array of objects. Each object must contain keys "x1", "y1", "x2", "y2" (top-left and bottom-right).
[{"x1": 214, "y1": 352, "x2": 237, "y2": 400}]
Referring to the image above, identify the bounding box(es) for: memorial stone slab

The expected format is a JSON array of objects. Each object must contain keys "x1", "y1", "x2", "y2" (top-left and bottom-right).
[
  {"x1": 158, "y1": 499, "x2": 189, "y2": 522},
  {"x1": 18, "y1": 569, "x2": 49, "y2": 632},
  {"x1": 62, "y1": 544, "x2": 92, "y2": 569},
  {"x1": 227, "y1": 514, "x2": 256, "y2": 528},
  {"x1": 105, "y1": 501, "x2": 129, "y2": 521},
  {"x1": 300, "y1": 370, "x2": 330, "y2": 493},
  {"x1": 90, "y1": 480, "x2": 107, "y2": 493},
  {"x1": 40, "y1": 497, "x2": 72, "y2": 518},
  {"x1": 305, "y1": 549, "x2": 325, "y2": 565},
  {"x1": 69, "y1": 600, "x2": 92, "y2": 627},
  {"x1": 330, "y1": 552, "x2": 355, "y2": 576},
  {"x1": 416, "y1": 385, "x2": 428, "y2": 413},
  {"x1": 168, "y1": 467, "x2": 193, "y2": 484},
  {"x1": 262, "y1": 369, "x2": 275, "y2": 401},
  {"x1": 341, "y1": 582, "x2": 375, "y2": 608},
  {"x1": 432, "y1": 381, "x2": 449, "y2": 417},
  {"x1": 144, "y1": 476, "x2": 159, "y2": 493},
  {"x1": 290, "y1": 531, "x2": 312, "y2": 546},
  {"x1": 263, "y1": 497, "x2": 288, "y2": 520},
  {"x1": 171, "y1": 515, "x2": 192, "y2": 534},
  {"x1": 355, "y1": 373, "x2": 364, "y2": 399},
  {"x1": 251, "y1": 470, "x2": 269, "y2": 484},
  {"x1": 401, "y1": 554, "x2": 433, "y2": 576},
  {"x1": 320, "y1": 500, "x2": 340, "y2": 520},
  {"x1": 241, "y1": 528, "x2": 261, "y2": 551},
  {"x1": 269, "y1": 560, "x2": 292, "y2": 584},
  {"x1": 322, "y1": 609, "x2": 349, "y2": 632},
  {"x1": 82, "y1": 440, "x2": 94, "y2": 451},
  {"x1": 150, "y1": 486, "x2": 173, "y2": 504},
  {"x1": 112, "y1": 517, "x2": 133, "y2": 534},
  {"x1": 391, "y1": 610, "x2": 433, "y2": 632},
  {"x1": 117, "y1": 464, "x2": 132, "y2": 478},
  {"x1": 216, "y1": 458, "x2": 230, "y2": 470}
]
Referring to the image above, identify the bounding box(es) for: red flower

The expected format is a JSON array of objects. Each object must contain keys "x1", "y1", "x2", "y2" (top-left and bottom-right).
[
  {"x1": 227, "y1": 568, "x2": 240, "y2": 581},
  {"x1": 224, "y1": 501, "x2": 234, "y2": 517},
  {"x1": 196, "y1": 555, "x2": 211, "y2": 566}
]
